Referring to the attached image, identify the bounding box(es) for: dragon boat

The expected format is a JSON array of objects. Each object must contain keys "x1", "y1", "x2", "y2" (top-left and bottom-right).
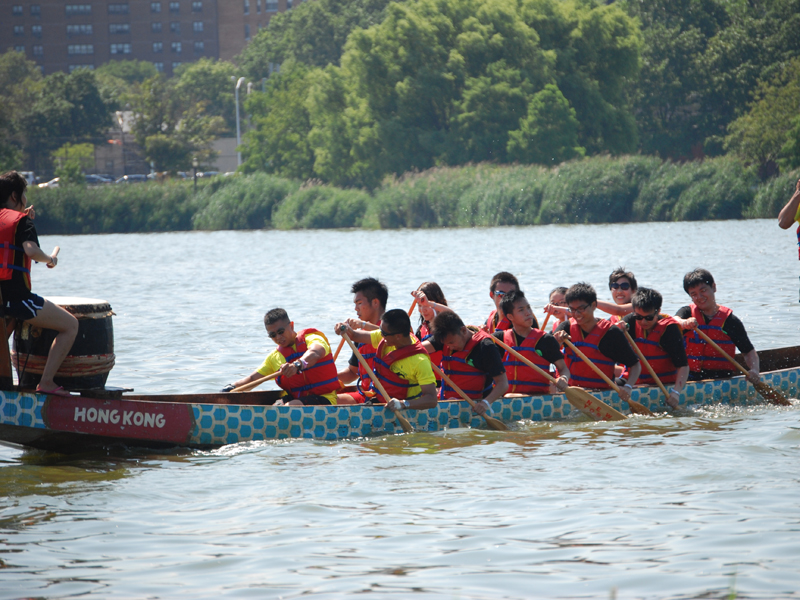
[{"x1": 0, "y1": 346, "x2": 797, "y2": 454}]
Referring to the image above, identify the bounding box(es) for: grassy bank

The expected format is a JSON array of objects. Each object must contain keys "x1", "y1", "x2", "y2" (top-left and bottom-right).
[{"x1": 27, "y1": 156, "x2": 799, "y2": 235}]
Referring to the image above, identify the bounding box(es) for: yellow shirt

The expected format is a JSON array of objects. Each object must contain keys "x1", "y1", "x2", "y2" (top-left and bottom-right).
[
  {"x1": 369, "y1": 330, "x2": 436, "y2": 399},
  {"x1": 257, "y1": 332, "x2": 337, "y2": 405},
  {"x1": 795, "y1": 202, "x2": 800, "y2": 223}
]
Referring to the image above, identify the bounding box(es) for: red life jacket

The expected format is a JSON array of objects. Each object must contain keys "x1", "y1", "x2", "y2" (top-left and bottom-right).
[
  {"x1": 372, "y1": 339, "x2": 429, "y2": 400},
  {"x1": 276, "y1": 328, "x2": 340, "y2": 398},
  {"x1": 684, "y1": 304, "x2": 737, "y2": 374},
  {"x1": 0, "y1": 209, "x2": 31, "y2": 287},
  {"x1": 440, "y1": 328, "x2": 493, "y2": 399},
  {"x1": 608, "y1": 314, "x2": 621, "y2": 325},
  {"x1": 485, "y1": 309, "x2": 511, "y2": 333},
  {"x1": 502, "y1": 328, "x2": 551, "y2": 394},
  {"x1": 417, "y1": 321, "x2": 442, "y2": 380},
  {"x1": 355, "y1": 321, "x2": 380, "y2": 397},
  {"x1": 564, "y1": 318, "x2": 615, "y2": 389},
  {"x1": 796, "y1": 224, "x2": 799, "y2": 260},
  {"x1": 632, "y1": 315, "x2": 680, "y2": 385}
]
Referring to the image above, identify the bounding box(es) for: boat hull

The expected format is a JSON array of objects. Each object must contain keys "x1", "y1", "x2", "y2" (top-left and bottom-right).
[{"x1": 1, "y1": 363, "x2": 797, "y2": 453}]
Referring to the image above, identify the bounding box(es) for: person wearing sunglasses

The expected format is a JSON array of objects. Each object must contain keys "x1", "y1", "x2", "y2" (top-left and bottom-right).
[
  {"x1": 335, "y1": 309, "x2": 438, "y2": 411},
  {"x1": 223, "y1": 308, "x2": 340, "y2": 405},
  {"x1": 676, "y1": 269, "x2": 760, "y2": 384},
  {"x1": 596, "y1": 268, "x2": 637, "y2": 324},
  {"x1": 620, "y1": 288, "x2": 689, "y2": 409},
  {"x1": 554, "y1": 283, "x2": 641, "y2": 404},
  {"x1": 483, "y1": 271, "x2": 534, "y2": 334}
]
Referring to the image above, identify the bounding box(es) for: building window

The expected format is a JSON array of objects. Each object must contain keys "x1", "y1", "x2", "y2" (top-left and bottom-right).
[
  {"x1": 192, "y1": 1, "x2": 202, "y2": 12},
  {"x1": 171, "y1": 41, "x2": 181, "y2": 53},
  {"x1": 31, "y1": 5, "x2": 41, "y2": 16},
  {"x1": 109, "y1": 24, "x2": 130, "y2": 34},
  {"x1": 257, "y1": 0, "x2": 261, "y2": 13},
  {"x1": 153, "y1": 42, "x2": 163, "y2": 53},
  {"x1": 245, "y1": 24, "x2": 250, "y2": 40},
  {"x1": 12, "y1": 5, "x2": 22, "y2": 16},
  {"x1": 169, "y1": 2, "x2": 179, "y2": 13},
  {"x1": 287, "y1": 0, "x2": 292, "y2": 8},
  {"x1": 68, "y1": 44, "x2": 94, "y2": 55},
  {"x1": 33, "y1": 45, "x2": 43, "y2": 56},
  {"x1": 243, "y1": 0, "x2": 249, "y2": 15},
  {"x1": 13, "y1": 25, "x2": 24, "y2": 36},
  {"x1": 67, "y1": 24, "x2": 93, "y2": 35},
  {"x1": 154, "y1": 62, "x2": 164, "y2": 72},
  {"x1": 152, "y1": 22, "x2": 162, "y2": 33},
  {"x1": 66, "y1": 5, "x2": 92, "y2": 16},
  {"x1": 110, "y1": 43, "x2": 132, "y2": 54},
  {"x1": 108, "y1": 4, "x2": 130, "y2": 14},
  {"x1": 14, "y1": 46, "x2": 25, "y2": 53},
  {"x1": 69, "y1": 64, "x2": 94, "y2": 72},
  {"x1": 193, "y1": 21, "x2": 203, "y2": 32},
  {"x1": 172, "y1": 61, "x2": 181, "y2": 70},
  {"x1": 194, "y1": 41, "x2": 204, "y2": 53},
  {"x1": 170, "y1": 21, "x2": 180, "y2": 33},
  {"x1": 31, "y1": 25, "x2": 42, "y2": 37},
  {"x1": 265, "y1": 0, "x2": 277, "y2": 11},
  {"x1": 151, "y1": 2, "x2": 161, "y2": 12}
]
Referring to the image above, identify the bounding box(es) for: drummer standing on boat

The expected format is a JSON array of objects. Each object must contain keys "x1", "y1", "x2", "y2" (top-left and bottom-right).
[
  {"x1": 0, "y1": 171, "x2": 77, "y2": 395},
  {"x1": 225, "y1": 308, "x2": 339, "y2": 405},
  {"x1": 777, "y1": 178, "x2": 800, "y2": 300}
]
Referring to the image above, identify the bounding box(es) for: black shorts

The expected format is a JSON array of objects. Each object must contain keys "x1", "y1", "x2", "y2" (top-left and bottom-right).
[
  {"x1": 2, "y1": 293, "x2": 45, "y2": 320},
  {"x1": 297, "y1": 394, "x2": 335, "y2": 406}
]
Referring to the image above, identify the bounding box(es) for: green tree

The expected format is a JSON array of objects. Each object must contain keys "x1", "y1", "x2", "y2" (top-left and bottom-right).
[
  {"x1": 95, "y1": 60, "x2": 158, "y2": 85},
  {"x1": 144, "y1": 134, "x2": 192, "y2": 172},
  {"x1": 174, "y1": 59, "x2": 238, "y2": 132},
  {"x1": 52, "y1": 142, "x2": 95, "y2": 185},
  {"x1": 0, "y1": 50, "x2": 43, "y2": 170}
]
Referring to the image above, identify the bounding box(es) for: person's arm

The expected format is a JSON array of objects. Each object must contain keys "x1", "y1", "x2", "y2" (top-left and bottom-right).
[
  {"x1": 596, "y1": 299, "x2": 632, "y2": 316},
  {"x1": 673, "y1": 306, "x2": 696, "y2": 331},
  {"x1": 225, "y1": 351, "x2": 281, "y2": 391},
  {"x1": 22, "y1": 240, "x2": 57, "y2": 267},
  {"x1": 543, "y1": 303, "x2": 569, "y2": 319},
  {"x1": 536, "y1": 334, "x2": 569, "y2": 391},
  {"x1": 778, "y1": 178, "x2": 800, "y2": 229},
  {"x1": 411, "y1": 290, "x2": 451, "y2": 316},
  {"x1": 552, "y1": 359, "x2": 569, "y2": 392},
  {"x1": 742, "y1": 349, "x2": 760, "y2": 384},
  {"x1": 277, "y1": 339, "x2": 329, "y2": 379},
  {"x1": 599, "y1": 326, "x2": 641, "y2": 397},
  {"x1": 472, "y1": 373, "x2": 508, "y2": 414},
  {"x1": 659, "y1": 323, "x2": 690, "y2": 407},
  {"x1": 334, "y1": 322, "x2": 373, "y2": 345}
]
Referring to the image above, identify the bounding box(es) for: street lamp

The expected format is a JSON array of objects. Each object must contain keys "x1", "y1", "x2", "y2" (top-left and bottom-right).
[
  {"x1": 234, "y1": 76, "x2": 246, "y2": 167},
  {"x1": 192, "y1": 156, "x2": 198, "y2": 192}
]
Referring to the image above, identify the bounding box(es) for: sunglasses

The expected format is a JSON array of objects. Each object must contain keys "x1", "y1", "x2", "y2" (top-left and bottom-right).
[
  {"x1": 380, "y1": 328, "x2": 400, "y2": 337},
  {"x1": 267, "y1": 327, "x2": 286, "y2": 338},
  {"x1": 633, "y1": 313, "x2": 658, "y2": 322},
  {"x1": 610, "y1": 282, "x2": 631, "y2": 291},
  {"x1": 493, "y1": 290, "x2": 508, "y2": 297}
]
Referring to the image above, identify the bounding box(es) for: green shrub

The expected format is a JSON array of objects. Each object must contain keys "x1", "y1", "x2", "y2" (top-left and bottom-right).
[
  {"x1": 669, "y1": 157, "x2": 757, "y2": 221},
  {"x1": 272, "y1": 185, "x2": 369, "y2": 229},
  {"x1": 745, "y1": 168, "x2": 800, "y2": 218}
]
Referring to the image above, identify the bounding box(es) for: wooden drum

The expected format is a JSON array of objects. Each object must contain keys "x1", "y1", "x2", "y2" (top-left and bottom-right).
[{"x1": 12, "y1": 296, "x2": 115, "y2": 390}]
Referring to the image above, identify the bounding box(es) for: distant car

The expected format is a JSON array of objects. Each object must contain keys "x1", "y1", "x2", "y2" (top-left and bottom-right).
[
  {"x1": 115, "y1": 174, "x2": 148, "y2": 184},
  {"x1": 85, "y1": 174, "x2": 112, "y2": 185},
  {"x1": 20, "y1": 171, "x2": 37, "y2": 185},
  {"x1": 37, "y1": 177, "x2": 60, "y2": 188},
  {"x1": 197, "y1": 171, "x2": 220, "y2": 178}
]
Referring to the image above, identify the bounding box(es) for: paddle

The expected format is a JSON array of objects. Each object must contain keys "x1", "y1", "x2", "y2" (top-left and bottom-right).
[
  {"x1": 340, "y1": 329, "x2": 414, "y2": 433},
  {"x1": 694, "y1": 329, "x2": 790, "y2": 406},
  {"x1": 490, "y1": 335, "x2": 626, "y2": 421},
  {"x1": 231, "y1": 371, "x2": 280, "y2": 393},
  {"x1": 563, "y1": 338, "x2": 653, "y2": 416},
  {"x1": 429, "y1": 363, "x2": 508, "y2": 431},
  {"x1": 620, "y1": 326, "x2": 670, "y2": 399},
  {"x1": 541, "y1": 312, "x2": 551, "y2": 331},
  {"x1": 334, "y1": 299, "x2": 417, "y2": 362}
]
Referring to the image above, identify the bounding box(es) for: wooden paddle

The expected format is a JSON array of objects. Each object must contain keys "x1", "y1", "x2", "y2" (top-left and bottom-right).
[
  {"x1": 694, "y1": 329, "x2": 790, "y2": 406},
  {"x1": 541, "y1": 312, "x2": 551, "y2": 331},
  {"x1": 620, "y1": 326, "x2": 670, "y2": 399},
  {"x1": 232, "y1": 371, "x2": 280, "y2": 393},
  {"x1": 408, "y1": 298, "x2": 417, "y2": 316},
  {"x1": 340, "y1": 329, "x2": 414, "y2": 433},
  {"x1": 490, "y1": 335, "x2": 626, "y2": 421},
  {"x1": 430, "y1": 363, "x2": 508, "y2": 431},
  {"x1": 563, "y1": 338, "x2": 653, "y2": 416}
]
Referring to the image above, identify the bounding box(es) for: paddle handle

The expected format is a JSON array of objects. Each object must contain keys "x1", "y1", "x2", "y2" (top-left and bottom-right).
[
  {"x1": 408, "y1": 298, "x2": 417, "y2": 317},
  {"x1": 694, "y1": 329, "x2": 749, "y2": 376},
  {"x1": 541, "y1": 312, "x2": 551, "y2": 331},
  {"x1": 232, "y1": 371, "x2": 280, "y2": 393},
  {"x1": 621, "y1": 326, "x2": 670, "y2": 398},
  {"x1": 341, "y1": 330, "x2": 413, "y2": 433},
  {"x1": 333, "y1": 337, "x2": 345, "y2": 361},
  {"x1": 563, "y1": 339, "x2": 621, "y2": 393},
  {"x1": 430, "y1": 363, "x2": 479, "y2": 410},
  {"x1": 490, "y1": 335, "x2": 557, "y2": 384}
]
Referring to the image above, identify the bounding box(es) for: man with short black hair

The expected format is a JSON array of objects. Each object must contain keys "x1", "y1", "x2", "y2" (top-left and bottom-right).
[
  {"x1": 596, "y1": 267, "x2": 637, "y2": 323},
  {"x1": 483, "y1": 271, "x2": 530, "y2": 333},
  {"x1": 621, "y1": 287, "x2": 689, "y2": 409},
  {"x1": 676, "y1": 269, "x2": 760, "y2": 383},
  {"x1": 335, "y1": 308, "x2": 438, "y2": 410},
  {"x1": 554, "y1": 283, "x2": 640, "y2": 404},
  {"x1": 430, "y1": 311, "x2": 508, "y2": 415},
  {"x1": 224, "y1": 308, "x2": 339, "y2": 405}
]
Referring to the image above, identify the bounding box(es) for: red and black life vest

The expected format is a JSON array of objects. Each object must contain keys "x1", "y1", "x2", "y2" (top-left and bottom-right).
[
  {"x1": 564, "y1": 318, "x2": 615, "y2": 389},
  {"x1": 440, "y1": 328, "x2": 493, "y2": 399},
  {"x1": 355, "y1": 322, "x2": 380, "y2": 396},
  {"x1": 0, "y1": 209, "x2": 31, "y2": 287},
  {"x1": 372, "y1": 339, "x2": 429, "y2": 400},
  {"x1": 631, "y1": 315, "x2": 680, "y2": 385},
  {"x1": 796, "y1": 224, "x2": 799, "y2": 260},
  {"x1": 502, "y1": 328, "x2": 551, "y2": 394},
  {"x1": 276, "y1": 328, "x2": 340, "y2": 398},
  {"x1": 417, "y1": 321, "x2": 442, "y2": 380},
  {"x1": 684, "y1": 304, "x2": 737, "y2": 374},
  {"x1": 485, "y1": 309, "x2": 511, "y2": 334}
]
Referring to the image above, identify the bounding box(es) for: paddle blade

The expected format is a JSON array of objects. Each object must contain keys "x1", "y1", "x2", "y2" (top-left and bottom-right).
[
  {"x1": 626, "y1": 397, "x2": 653, "y2": 416},
  {"x1": 484, "y1": 415, "x2": 509, "y2": 431},
  {"x1": 394, "y1": 410, "x2": 414, "y2": 433},
  {"x1": 754, "y1": 380, "x2": 791, "y2": 406},
  {"x1": 565, "y1": 387, "x2": 626, "y2": 421}
]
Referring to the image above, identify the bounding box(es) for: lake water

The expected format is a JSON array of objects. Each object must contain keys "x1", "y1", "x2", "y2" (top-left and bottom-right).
[{"x1": 2, "y1": 220, "x2": 800, "y2": 599}]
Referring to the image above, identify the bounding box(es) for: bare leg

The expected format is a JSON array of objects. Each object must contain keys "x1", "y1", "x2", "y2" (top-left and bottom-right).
[{"x1": 25, "y1": 301, "x2": 78, "y2": 390}]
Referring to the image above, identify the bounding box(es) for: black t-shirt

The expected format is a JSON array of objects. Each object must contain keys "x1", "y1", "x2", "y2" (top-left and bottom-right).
[
  {"x1": 0, "y1": 215, "x2": 38, "y2": 302},
  {"x1": 492, "y1": 329, "x2": 564, "y2": 365},
  {"x1": 675, "y1": 306, "x2": 754, "y2": 354},
  {"x1": 621, "y1": 314, "x2": 688, "y2": 368},
  {"x1": 556, "y1": 319, "x2": 639, "y2": 367}
]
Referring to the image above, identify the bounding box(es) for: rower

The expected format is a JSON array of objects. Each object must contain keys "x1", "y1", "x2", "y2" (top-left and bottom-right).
[
  {"x1": 494, "y1": 290, "x2": 569, "y2": 395},
  {"x1": 620, "y1": 287, "x2": 689, "y2": 409},
  {"x1": 335, "y1": 309, "x2": 438, "y2": 410},
  {"x1": 483, "y1": 271, "x2": 532, "y2": 333},
  {"x1": 676, "y1": 269, "x2": 760, "y2": 383},
  {"x1": 542, "y1": 286, "x2": 568, "y2": 332},
  {"x1": 411, "y1": 282, "x2": 451, "y2": 380},
  {"x1": 429, "y1": 311, "x2": 508, "y2": 415},
  {"x1": 596, "y1": 267, "x2": 637, "y2": 324},
  {"x1": 336, "y1": 277, "x2": 388, "y2": 404},
  {"x1": 554, "y1": 282, "x2": 641, "y2": 404},
  {"x1": 223, "y1": 308, "x2": 339, "y2": 406}
]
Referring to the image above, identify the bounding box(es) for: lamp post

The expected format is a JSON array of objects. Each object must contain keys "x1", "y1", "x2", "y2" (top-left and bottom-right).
[
  {"x1": 234, "y1": 76, "x2": 246, "y2": 167},
  {"x1": 192, "y1": 156, "x2": 198, "y2": 192}
]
